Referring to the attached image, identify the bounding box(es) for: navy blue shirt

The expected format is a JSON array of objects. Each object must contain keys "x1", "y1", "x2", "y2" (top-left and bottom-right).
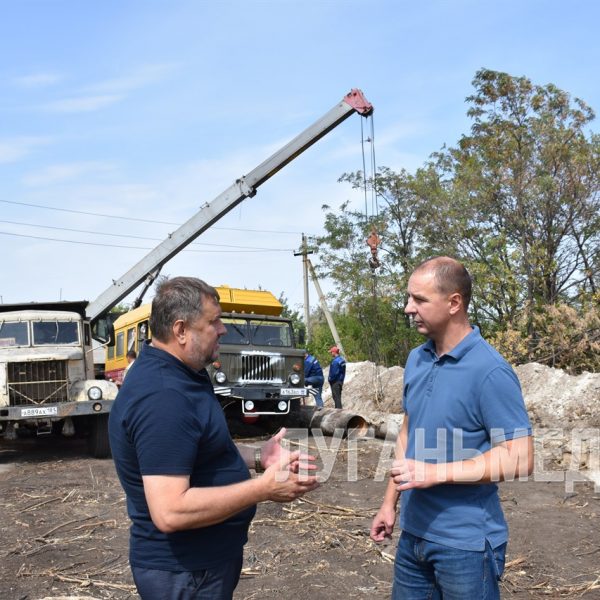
[
  {"x1": 304, "y1": 354, "x2": 324, "y2": 382},
  {"x1": 109, "y1": 342, "x2": 256, "y2": 571},
  {"x1": 400, "y1": 327, "x2": 531, "y2": 551},
  {"x1": 328, "y1": 355, "x2": 346, "y2": 383}
]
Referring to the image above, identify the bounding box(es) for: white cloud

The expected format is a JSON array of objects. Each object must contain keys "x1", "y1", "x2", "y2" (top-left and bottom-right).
[
  {"x1": 0, "y1": 136, "x2": 51, "y2": 163},
  {"x1": 13, "y1": 72, "x2": 63, "y2": 88},
  {"x1": 38, "y1": 63, "x2": 178, "y2": 114},
  {"x1": 22, "y1": 161, "x2": 117, "y2": 186},
  {"x1": 376, "y1": 120, "x2": 432, "y2": 147},
  {"x1": 84, "y1": 63, "x2": 179, "y2": 94},
  {"x1": 43, "y1": 94, "x2": 124, "y2": 113}
]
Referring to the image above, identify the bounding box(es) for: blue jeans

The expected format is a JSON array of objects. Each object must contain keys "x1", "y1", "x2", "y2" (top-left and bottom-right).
[
  {"x1": 132, "y1": 555, "x2": 243, "y2": 600},
  {"x1": 305, "y1": 376, "x2": 324, "y2": 407},
  {"x1": 393, "y1": 531, "x2": 506, "y2": 600}
]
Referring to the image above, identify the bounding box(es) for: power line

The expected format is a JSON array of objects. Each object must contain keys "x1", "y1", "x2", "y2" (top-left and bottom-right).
[
  {"x1": 0, "y1": 230, "x2": 292, "y2": 252},
  {"x1": 0, "y1": 219, "x2": 294, "y2": 251},
  {"x1": 0, "y1": 199, "x2": 179, "y2": 225},
  {"x1": 0, "y1": 199, "x2": 310, "y2": 235}
]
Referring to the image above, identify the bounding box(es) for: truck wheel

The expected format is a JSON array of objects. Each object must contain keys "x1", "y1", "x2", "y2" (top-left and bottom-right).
[{"x1": 87, "y1": 414, "x2": 111, "y2": 459}]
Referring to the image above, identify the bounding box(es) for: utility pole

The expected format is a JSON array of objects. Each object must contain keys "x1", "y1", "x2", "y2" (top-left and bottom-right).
[
  {"x1": 294, "y1": 234, "x2": 314, "y2": 343},
  {"x1": 307, "y1": 258, "x2": 345, "y2": 356}
]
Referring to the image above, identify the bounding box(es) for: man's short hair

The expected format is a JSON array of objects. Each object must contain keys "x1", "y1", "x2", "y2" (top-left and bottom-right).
[
  {"x1": 415, "y1": 256, "x2": 472, "y2": 310},
  {"x1": 126, "y1": 350, "x2": 137, "y2": 360},
  {"x1": 150, "y1": 277, "x2": 220, "y2": 342}
]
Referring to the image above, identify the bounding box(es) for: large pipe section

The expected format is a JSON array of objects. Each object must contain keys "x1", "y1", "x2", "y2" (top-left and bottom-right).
[
  {"x1": 286, "y1": 406, "x2": 404, "y2": 441},
  {"x1": 287, "y1": 406, "x2": 369, "y2": 437}
]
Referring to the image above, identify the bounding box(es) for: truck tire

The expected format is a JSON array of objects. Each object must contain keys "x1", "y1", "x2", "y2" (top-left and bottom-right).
[{"x1": 87, "y1": 414, "x2": 111, "y2": 459}]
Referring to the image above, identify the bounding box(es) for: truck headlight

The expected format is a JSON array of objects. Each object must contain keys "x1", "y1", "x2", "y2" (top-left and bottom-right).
[
  {"x1": 244, "y1": 401, "x2": 255, "y2": 411},
  {"x1": 215, "y1": 371, "x2": 227, "y2": 384},
  {"x1": 278, "y1": 401, "x2": 288, "y2": 411},
  {"x1": 88, "y1": 386, "x2": 103, "y2": 401},
  {"x1": 289, "y1": 373, "x2": 301, "y2": 385}
]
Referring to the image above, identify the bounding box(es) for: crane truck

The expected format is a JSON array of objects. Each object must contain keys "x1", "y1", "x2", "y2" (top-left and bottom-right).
[{"x1": 0, "y1": 89, "x2": 373, "y2": 456}]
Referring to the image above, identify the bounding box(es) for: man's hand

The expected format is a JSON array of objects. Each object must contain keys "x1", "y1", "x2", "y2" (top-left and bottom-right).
[
  {"x1": 259, "y1": 450, "x2": 320, "y2": 502},
  {"x1": 391, "y1": 458, "x2": 442, "y2": 491},
  {"x1": 260, "y1": 427, "x2": 317, "y2": 474},
  {"x1": 390, "y1": 436, "x2": 534, "y2": 490},
  {"x1": 370, "y1": 504, "x2": 397, "y2": 542}
]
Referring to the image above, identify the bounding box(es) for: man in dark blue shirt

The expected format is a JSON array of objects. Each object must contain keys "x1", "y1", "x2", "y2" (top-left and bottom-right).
[
  {"x1": 327, "y1": 345, "x2": 346, "y2": 409},
  {"x1": 109, "y1": 277, "x2": 318, "y2": 600},
  {"x1": 304, "y1": 351, "x2": 324, "y2": 408},
  {"x1": 370, "y1": 257, "x2": 533, "y2": 600}
]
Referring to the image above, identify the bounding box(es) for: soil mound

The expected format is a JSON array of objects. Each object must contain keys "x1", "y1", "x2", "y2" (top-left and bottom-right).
[{"x1": 322, "y1": 360, "x2": 600, "y2": 429}]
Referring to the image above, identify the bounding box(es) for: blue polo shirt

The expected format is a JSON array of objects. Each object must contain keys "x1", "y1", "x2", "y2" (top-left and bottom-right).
[
  {"x1": 400, "y1": 327, "x2": 531, "y2": 551},
  {"x1": 109, "y1": 342, "x2": 256, "y2": 571}
]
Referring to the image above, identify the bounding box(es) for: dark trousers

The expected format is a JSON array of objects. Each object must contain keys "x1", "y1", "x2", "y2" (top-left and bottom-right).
[
  {"x1": 132, "y1": 555, "x2": 243, "y2": 600},
  {"x1": 330, "y1": 381, "x2": 343, "y2": 409}
]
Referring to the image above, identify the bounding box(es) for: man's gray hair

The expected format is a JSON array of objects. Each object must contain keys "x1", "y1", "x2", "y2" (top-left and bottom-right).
[{"x1": 150, "y1": 276, "x2": 220, "y2": 342}]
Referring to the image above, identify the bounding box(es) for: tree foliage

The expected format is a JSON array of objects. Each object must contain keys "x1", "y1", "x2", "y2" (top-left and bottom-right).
[
  {"x1": 312, "y1": 69, "x2": 599, "y2": 372},
  {"x1": 490, "y1": 296, "x2": 600, "y2": 373},
  {"x1": 443, "y1": 70, "x2": 600, "y2": 323}
]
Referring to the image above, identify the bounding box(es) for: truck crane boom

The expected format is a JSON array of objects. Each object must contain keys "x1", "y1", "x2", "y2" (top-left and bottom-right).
[{"x1": 86, "y1": 89, "x2": 373, "y2": 325}]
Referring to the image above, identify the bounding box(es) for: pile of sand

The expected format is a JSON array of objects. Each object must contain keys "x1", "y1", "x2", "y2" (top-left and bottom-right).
[{"x1": 322, "y1": 361, "x2": 600, "y2": 428}]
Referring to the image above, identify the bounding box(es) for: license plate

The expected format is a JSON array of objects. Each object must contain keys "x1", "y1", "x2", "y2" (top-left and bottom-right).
[
  {"x1": 20, "y1": 406, "x2": 58, "y2": 417},
  {"x1": 280, "y1": 388, "x2": 307, "y2": 397}
]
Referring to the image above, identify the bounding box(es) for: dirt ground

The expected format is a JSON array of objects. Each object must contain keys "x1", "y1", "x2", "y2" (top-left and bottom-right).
[{"x1": 1, "y1": 431, "x2": 599, "y2": 600}]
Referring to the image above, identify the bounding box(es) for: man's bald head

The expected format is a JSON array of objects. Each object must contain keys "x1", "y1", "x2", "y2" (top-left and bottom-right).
[{"x1": 413, "y1": 257, "x2": 472, "y2": 311}]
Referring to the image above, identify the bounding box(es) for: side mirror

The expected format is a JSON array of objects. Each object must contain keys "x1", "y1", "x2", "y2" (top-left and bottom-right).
[
  {"x1": 92, "y1": 315, "x2": 116, "y2": 346},
  {"x1": 297, "y1": 326, "x2": 306, "y2": 346}
]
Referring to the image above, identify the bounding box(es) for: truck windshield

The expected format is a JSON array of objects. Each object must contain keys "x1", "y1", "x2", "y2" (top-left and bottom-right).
[
  {"x1": 249, "y1": 320, "x2": 293, "y2": 347},
  {"x1": 221, "y1": 318, "x2": 250, "y2": 345},
  {"x1": 32, "y1": 321, "x2": 79, "y2": 346},
  {"x1": 0, "y1": 321, "x2": 29, "y2": 347}
]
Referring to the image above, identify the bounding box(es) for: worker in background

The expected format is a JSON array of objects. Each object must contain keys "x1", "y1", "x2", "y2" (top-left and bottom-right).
[
  {"x1": 123, "y1": 350, "x2": 137, "y2": 380},
  {"x1": 304, "y1": 351, "x2": 324, "y2": 408},
  {"x1": 109, "y1": 277, "x2": 319, "y2": 600},
  {"x1": 327, "y1": 346, "x2": 346, "y2": 409},
  {"x1": 370, "y1": 257, "x2": 533, "y2": 599}
]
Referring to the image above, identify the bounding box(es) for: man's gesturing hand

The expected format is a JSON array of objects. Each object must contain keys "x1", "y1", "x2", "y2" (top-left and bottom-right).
[
  {"x1": 260, "y1": 450, "x2": 319, "y2": 502},
  {"x1": 260, "y1": 427, "x2": 317, "y2": 474}
]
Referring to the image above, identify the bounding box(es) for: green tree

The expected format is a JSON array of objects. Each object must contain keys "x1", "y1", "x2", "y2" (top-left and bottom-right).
[
  {"x1": 314, "y1": 69, "x2": 599, "y2": 369},
  {"x1": 315, "y1": 167, "x2": 432, "y2": 366},
  {"x1": 437, "y1": 69, "x2": 600, "y2": 328}
]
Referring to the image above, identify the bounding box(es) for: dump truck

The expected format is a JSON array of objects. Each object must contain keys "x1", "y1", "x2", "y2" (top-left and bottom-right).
[
  {"x1": 0, "y1": 301, "x2": 118, "y2": 457},
  {"x1": 204, "y1": 287, "x2": 307, "y2": 417}
]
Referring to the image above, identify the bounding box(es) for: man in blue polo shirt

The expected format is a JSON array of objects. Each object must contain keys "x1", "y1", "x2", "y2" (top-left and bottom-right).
[
  {"x1": 370, "y1": 257, "x2": 533, "y2": 599},
  {"x1": 109, "y1": 277, "x2": 319, "y2": 600}
]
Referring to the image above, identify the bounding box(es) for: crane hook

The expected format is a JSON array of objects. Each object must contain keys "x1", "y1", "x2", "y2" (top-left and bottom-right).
[{"x1": 366, "y1": 228, "x2": 381, "y2": 270}]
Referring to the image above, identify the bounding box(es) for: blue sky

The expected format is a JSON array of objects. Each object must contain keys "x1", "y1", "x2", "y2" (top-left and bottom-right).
[{"x1": 1, "y1": 0, "x2": 599, "y2": 313}]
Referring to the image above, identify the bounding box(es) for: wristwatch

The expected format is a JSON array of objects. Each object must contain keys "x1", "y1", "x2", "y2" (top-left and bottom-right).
[{"x1": 254, "y1": 448, "x2": 264, "y2": 473}]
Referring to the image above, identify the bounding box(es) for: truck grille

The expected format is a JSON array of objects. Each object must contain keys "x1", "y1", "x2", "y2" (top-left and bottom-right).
[
  {"x1": 7, "y1": 360, "x2": 69, "y2": 406},
  {"x1": 241, "y1": 355, "x2": 274, "y2": 381}
]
